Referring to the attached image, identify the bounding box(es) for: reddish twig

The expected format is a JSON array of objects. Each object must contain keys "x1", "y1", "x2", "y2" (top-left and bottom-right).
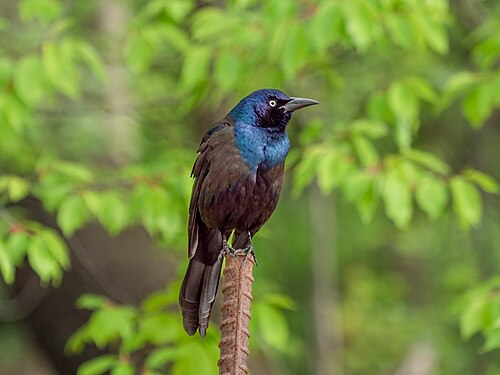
[{"x1": 218, "y1": 254, "x2": 255, "y2": 375}]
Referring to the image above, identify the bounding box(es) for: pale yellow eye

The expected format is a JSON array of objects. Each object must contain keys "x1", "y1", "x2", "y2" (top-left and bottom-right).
[{"x1": 269, "y1": 100, "x2": 277, "y2": 107}]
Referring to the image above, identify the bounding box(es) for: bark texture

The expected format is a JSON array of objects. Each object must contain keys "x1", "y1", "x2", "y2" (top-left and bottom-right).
[{"x1": 218, "y1": 254, "x2": 255, "y2": 375}]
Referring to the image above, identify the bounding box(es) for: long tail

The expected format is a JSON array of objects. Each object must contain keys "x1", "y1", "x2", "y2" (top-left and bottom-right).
[{"x1": 179, "y1": 225, "x2": 223, "y2": 337}]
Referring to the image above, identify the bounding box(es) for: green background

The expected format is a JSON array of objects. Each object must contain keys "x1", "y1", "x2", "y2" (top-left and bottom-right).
[{"x1": 0, "y1": 0, "x2": 500, "y2": 374}]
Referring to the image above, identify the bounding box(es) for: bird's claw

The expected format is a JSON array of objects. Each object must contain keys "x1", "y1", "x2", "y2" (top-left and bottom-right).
[
  {"x1": 233, "y1": 246, "x2": 258, "y2": 269},
  {"x1": 240, "y1": 246, "x2": 258, "y2": 267},
  {"x1": 220, "y1": 238, "x2": 237, "y2": 260},
  {"x1": 220, "y1": 239, "x2": 258, "y2": 268}
]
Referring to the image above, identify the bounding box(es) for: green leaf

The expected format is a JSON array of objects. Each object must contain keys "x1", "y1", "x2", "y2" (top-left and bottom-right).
[
  {"x1": 483, "y1": 329, "x2": 500, "y2": 352},
  {"x1": 35, "y1": 183, "x2": 73, "y2": 212},
  {"x1": 156, "y1": 25, "x2": 190, "y2": 52},
  {"x1": 214, "y1": 51, "x2": 242, "y2": 91},
  {"x1": 357, "y1": 179, "x2": 379, "y2": 224},
  {"x1": 27, "y1": 234, "x2": 61, "y2": 284},
  {"x1": 14, "y1": 56, "x2": 47, "y2": 106},
  {"x1": 385, "y1": 13, "x2": 414, "y2": 49},
  {"x1": 81, "y1": 190, "x2": 101, "y2": 214},
  {"x1": 111, "y1": 363, "x2": 135, "y2": 375},
  {"x1": 473, "y1": 35, "x2": 500, "y2": 69},
  {"x1": 77, "y1": 355, "x2": 118, "y2": 375},
  {"x1": 94, "y1": 192, "x2": 129, "y2": 235},
  {"x1": 141, "y1": 187, "x2": 169, "y2": 236},
  {"x1": 7, "y1": 176, "x2": 30, "y2": 202},
  {"x1": 40, "y1": 229, "x2": 69, "y2": 269},
  {"x1": 450, "y1": 176, "x2": 482, "y2": 229},
  {"x1": 415, "y1": 12, "x2": 448, "y2": 54},
  {"x1": 367, "y1": 91, "x2": 394, "y2": 123},
  {"x1": 344, "y1": 1, "x2": 376, "y2": 51},
  {"x1": 460, "y1": 295, "x2": 489, "y2": 339},
  {"x1": 57, "y1": 194, "x2": 91, "y2": 236},
  {"x1": 342, "y1": 171, "x2": 372, "y2": 203},
  {"x1": 254, "y1": 304, "x2": 289, "y2": 351},
  {"x1": 19, "y1": 0, "x2": 62, "y2": 24},
  {"x1": 191, "y1": 8, "x2": 238, "y2": 42},
  {"x1": 265, "y1": 0, "x2": 296, "y2": 25},
  {"x1": 146, "y1": 347, "x2": 184, "y2": 369},
  {"x1": 350, "y1": 119, "x2": 388, "y2": 139},
  {"x1": 352, "y1": 136, "x2": 379, "y2": 167},
  {"x1": 405, "y1": 76, "x2": 438, "y2": 102},
  {"x1": 77, "y1": 294, "x2": 109, "y2": 310},
  {"x1": 416, "y1": 176, "x2": 448, "y2": 219},
  {"x1": 438, "y1": 71, "x2": 480, "y2": 111},
  {"x1": 85, "y1": 307, "x2": 136, "y2": 348},
  {"x1": 308, "y1": 2, "x2": 341, "y2": 53},
  {"x1": 165, "y1": 0, "x2": 194, "y2": 23},
  {"x1": 76, "y1": 41, "x2": 105, "y2": 81},
  {"x1": 292, "y1": 147, "x2": 322, "y2": 197},
  {"x1": 298, "y1": 118, "x2": 324, "y2": 145},
  {"x1": 262, "y1": 293, "x2": 296, "y2": 310},
  {"x1": 65, "y1": 326, "x2": 89, "y2": 354},
  {"x1": 383, "y1": 165, "x2": 413, "y2": 229},
  {"x1": 171, "y1": 343, "x2": 215, "y2": 375},
  {"x1": 134, "y1": 313, "x2": 178, "y2": 347},
  {"x1": 0, "y1": 241, "x2": 15, "y2": 284},
  {"x1": 317, "y1": 150, "x2": 350, "y2": 193},
  {"x1": 48, "y1": 161, "x2": 94, "y2": 182},
  {"x1": 6, "y1": 231, "x2": 29, "y2": 266},
  {"x1": 403, "y1": 149, "x2": 451, "y2": 175},
  {"x1": 464, "y1": 169, "x2": 499, "y2": 194},
  {"x1": 388, "y1": 81, "x2": 419, "y2": 150},
  {"x1": 388, "y1": 81, "x2": 419, "y2": 124},
  {"x1": 463, "y1": 84, "x2": 494, "y2": 128},
  {"x1": 281, "y1": 25, "x2": 308, "y2": 79},
  {"x1": 142, "y1": 286, "x2": 179, "y2": 312},
  {"x1": 42, "y1": 41, "x2": 80, "y2": 99},
  {"x1": 125, "y1": 33, "x2": 154, "y2": 74},
  {"x1": 180, "y1": 46, "x2": 211, "y2": 90}
]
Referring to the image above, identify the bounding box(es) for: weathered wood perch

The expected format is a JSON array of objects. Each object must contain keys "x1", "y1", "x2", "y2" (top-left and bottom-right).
[{"x1": 218, "y1": 253, "x2": 255, "y2": 375}]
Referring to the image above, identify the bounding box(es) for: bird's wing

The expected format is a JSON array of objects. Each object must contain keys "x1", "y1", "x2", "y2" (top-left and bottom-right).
[{"x1": 188, "y1": 120, "x2": 244, "y2": 259}]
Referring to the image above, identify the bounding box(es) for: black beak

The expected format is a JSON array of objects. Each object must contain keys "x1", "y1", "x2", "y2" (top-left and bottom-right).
[{"x1": 280, "y1": 97, "x2": 319, "y2": 113}]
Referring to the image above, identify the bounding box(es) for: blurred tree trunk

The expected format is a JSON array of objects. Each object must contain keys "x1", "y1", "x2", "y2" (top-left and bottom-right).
[
  {"x1": 308, "y1": 185, "x2": 343, "y2": 375},
  {"x1": 99, "y1": 0, "x2": 138, "y2": 165},
  {"x1": 393, "y1": 343, "x2": 437, "y2": 375}
]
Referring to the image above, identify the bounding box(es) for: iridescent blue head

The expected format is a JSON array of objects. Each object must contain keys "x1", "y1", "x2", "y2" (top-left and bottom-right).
[
  {"x1": 228, "y1": 89, "x2": 318, "y2": 169},
  {"x1": 229, "y1": 89, "x2": 318, "y2": 131}
]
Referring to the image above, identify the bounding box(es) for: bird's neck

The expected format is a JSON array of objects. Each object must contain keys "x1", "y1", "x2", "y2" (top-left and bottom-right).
[{"x1": 233, "y1": 121, "x2": 290, "y2": 170}]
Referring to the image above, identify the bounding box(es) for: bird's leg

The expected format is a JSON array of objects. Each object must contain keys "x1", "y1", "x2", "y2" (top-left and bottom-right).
[
  {"x1": 220, "y1": 231, "x2": 258, "y2": 267},
  {"x1": 220, "y1": 233, "x2": 237, "y2": 259},
  {"x1": 237, "y1": 231, "x2": 258, "y2": 268}
]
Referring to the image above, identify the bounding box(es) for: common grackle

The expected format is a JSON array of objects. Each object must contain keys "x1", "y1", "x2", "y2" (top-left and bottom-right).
[{"x1": 179, "y1": 89, "x2": 318, "y2": 336}]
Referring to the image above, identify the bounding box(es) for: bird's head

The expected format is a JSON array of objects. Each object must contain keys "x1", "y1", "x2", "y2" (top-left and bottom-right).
[{"x1": 229, "y1": 89, "x2": 318, "y2": 131}]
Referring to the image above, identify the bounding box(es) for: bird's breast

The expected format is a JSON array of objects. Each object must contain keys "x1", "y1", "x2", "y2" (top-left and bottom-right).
[
  {"x1": 211, "y1": 163, "x2": 285, "y2": 231},
  {"x1": 235, "y1": 124, "x2": 290, "y2": 169}
]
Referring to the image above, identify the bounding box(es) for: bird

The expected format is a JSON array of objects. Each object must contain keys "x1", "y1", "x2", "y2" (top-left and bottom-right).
[{"x1": 179, "y1": 89, "x2": 318, "y2": 337}]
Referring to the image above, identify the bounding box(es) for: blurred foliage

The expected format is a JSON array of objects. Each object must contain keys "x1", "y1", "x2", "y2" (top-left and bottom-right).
[
  {"x1": 66, "y1": 283, "x2": 294, "y2": 375},
  {"x1": 459, "y1": 278, "x2": 500, "y2": 353},
  {"x1": 0, "y1": 0, "x2": 500, "y2": 374}
]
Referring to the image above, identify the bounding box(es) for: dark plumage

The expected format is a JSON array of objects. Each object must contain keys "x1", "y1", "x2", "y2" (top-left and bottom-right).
[{"x1": 179, "y1": 89, "x2": 318, "y2": 336}]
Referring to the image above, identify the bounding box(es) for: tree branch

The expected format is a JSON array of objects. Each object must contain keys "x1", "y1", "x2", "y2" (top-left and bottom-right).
[{"x1": 218, "y1": 254, "x2": 255, "y2": 375}]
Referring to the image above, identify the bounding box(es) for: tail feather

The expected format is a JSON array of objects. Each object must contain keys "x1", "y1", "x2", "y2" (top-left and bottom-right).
[
  {"x1": 179, "y1": 224, "x2": 223, "y2": 336},
  {"x1": 179, "y1": 260, "x2": 205, "y2": 335},
  {"x1": 198, "y1": 258, "x2": 223, "y2": 336}
]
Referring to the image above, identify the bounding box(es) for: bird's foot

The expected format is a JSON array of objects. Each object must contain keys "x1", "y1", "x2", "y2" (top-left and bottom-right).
[
  {"x1": 220, "y1": 237, "x2": 237, "y2": 260},
  {"x1": 220, "y1": 238, "x2": 258, "y2": 267},
  {"x1": 238, "y1": 245, "x2": 258, "y2": 268}
]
